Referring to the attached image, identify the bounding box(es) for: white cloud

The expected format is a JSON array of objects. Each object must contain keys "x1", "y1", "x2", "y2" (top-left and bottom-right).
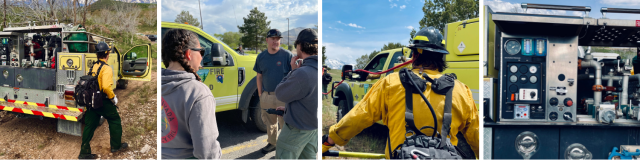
[
  {"x1": 328, "y1": 26, "x2": 343, "y2": 31},
  {"x1": 323, "y1": 42, "x2": 372, "y2": 64},
  {"x1": 337, "y1": 21, "x2": 365, "y2": 29},
  {"x1": 406, "y1": 26, "x2": 414, "y2": 30},
  {"x1": 600, "y1": 0, "x2": 640, "y2": 7},
  {"x1": 391, "y1": 3, "x2": 398, "y2": 8},
  {"x1": 162, "y1": 0, "x2": 318, "y2": 34},
  {"x1": 400, "y1": 5, "x2": 406, "y2": 10}
]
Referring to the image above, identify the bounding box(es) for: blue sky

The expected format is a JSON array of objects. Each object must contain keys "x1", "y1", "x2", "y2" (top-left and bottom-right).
[
  {"x1": 162, "y1": 0, "x2": 318, "y2": 35},
  {"x1": 485, "y1": 0, "x2": 640, "y2": 19},
  {"x1": 323, "y1": 0, "x2": 426, "y2": 64}
]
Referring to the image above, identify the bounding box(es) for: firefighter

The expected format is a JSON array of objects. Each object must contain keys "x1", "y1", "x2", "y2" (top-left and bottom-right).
[
  {"x1": 321, "y1": 27, "x2": 480, "y2": 158},
  {"x1": 78, "y1": 42, "x2": 128, "y2": 159}
]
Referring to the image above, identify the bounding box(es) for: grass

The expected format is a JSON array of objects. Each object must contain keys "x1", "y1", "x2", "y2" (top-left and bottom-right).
[
  {"x1": 0, "y1": 152, "x2": 4, "y2": 156},
  {"x1": 244, "y1": 50, "x2": 259, "y2": 54},
  {"x1": 322, "y1": 76, "x2": 388, "y2": 158}
]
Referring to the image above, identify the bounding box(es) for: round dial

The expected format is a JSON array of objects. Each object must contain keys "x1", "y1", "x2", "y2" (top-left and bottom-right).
[
  {"x1": 529, "y1": 66, "x2": 537, "y2": 73},
  {"x1": 510, "y1": 75, "x2": 518, "y2": 83},
  {"x1": 505, "y1": 39, "x2": 521, "y2": 55},
  {"x1": 519, "y1": 75, "x2": 528, "y2": 84},
  {"x1": 549, "y1": 112, "x2": 558, "y2": 121},
  {"x1": 530, "y1": 76, "x2": 537, "y2": 83},
  {"x1": 510, "y1": 65, "x2": 518, "y2": 73}
]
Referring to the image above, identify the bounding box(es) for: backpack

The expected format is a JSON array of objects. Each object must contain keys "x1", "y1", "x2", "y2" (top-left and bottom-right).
[
  {"x1": 75, "y1": 61, "x2": 106, "y2": 109},
  {"x1": 322, "y1": 72, "x2": 332, "y2": 84},
  {"x1": 390, "y1": 68, "x2": 463, "y2": 159}
]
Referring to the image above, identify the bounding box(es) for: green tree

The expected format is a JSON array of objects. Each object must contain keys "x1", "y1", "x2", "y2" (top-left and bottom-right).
[
  {"x1": 420, "y1": 0, "x2": 479, "y2": 34},
  {"x1": 238, "y1": 7, "x2": 271, "y2": 52},
  {"x1": 214, "y1": 31, "x2": 243, "y2": 49},
  {"x1": 175, "y1": 10, "x2": 202, "y2": 28},
  {"x1": 322, "y1": 46, "x2": 327, "y2": 65},
  {"x1": 409, "y1": 28, "x2": 417, "y2": 43},
  {"x1": 355, "y1": 54, "x2": 370, "y2": 69}
]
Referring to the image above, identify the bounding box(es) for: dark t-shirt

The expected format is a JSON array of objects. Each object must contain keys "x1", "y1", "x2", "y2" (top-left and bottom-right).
[{"x1": 253, "y1": 48, "x2": 293, "y2": 92}]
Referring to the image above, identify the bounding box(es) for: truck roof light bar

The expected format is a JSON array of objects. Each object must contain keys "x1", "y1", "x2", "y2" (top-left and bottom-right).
[
  {"x1": 601, "y1": 7, "x2": 640, "y2": 18},
  {"x1": 521, "y1": 3, "x2": 591, "y2": 17}
]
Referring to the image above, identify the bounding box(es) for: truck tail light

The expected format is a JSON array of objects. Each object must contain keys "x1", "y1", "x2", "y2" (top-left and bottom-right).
[{"x1": 64, "y1": 85, "x2": 75, "y2": 107}]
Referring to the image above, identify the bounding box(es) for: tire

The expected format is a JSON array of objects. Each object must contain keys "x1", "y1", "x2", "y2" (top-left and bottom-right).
[
  {"x1": 251, "y1": 103, "x2": 268, "y2": 133},
  {"x1": 336, "y1": 99, "x2": 349, "y2": 123},
  {"x1": 116, "y1": 79, "x2": 128, "y2": 89}
]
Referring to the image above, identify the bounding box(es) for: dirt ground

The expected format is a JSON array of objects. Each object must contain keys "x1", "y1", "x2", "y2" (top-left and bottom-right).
[{"x1": 0, "y1": 71, "x2": 158, "y2": 159}]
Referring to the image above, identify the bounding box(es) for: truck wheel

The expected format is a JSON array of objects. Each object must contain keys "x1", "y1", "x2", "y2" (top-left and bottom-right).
[
  {"x1": 251, "y1": 104, "x2": 268, "y2": 132},
  {"x1": 116, "y1": 79, "x2": 128, "y2": 89},
  {"x1": 337, "y1": 99, "x2": 349, "y2": 123}
]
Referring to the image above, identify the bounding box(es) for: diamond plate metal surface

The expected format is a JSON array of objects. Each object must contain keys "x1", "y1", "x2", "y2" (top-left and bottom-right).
[{"x1": 484, "y1": 127, "x2": 492, "y2": 159}]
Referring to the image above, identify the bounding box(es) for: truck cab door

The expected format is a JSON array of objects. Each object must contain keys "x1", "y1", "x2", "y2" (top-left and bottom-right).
[
  {"x1": 196, "y1": 34, "x2": 238, "y2": 112},
  {"x1": 119, "y1": 44, "x2": 151, "y2": 81}
]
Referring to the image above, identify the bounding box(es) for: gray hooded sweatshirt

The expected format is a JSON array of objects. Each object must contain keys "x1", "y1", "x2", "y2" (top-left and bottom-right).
[
  {"x1": 276, "y1": 55, "x2": 318, "y2": 130},
  {"x1": 161, "y1": 69, "x2": 221, "y2": 159}
]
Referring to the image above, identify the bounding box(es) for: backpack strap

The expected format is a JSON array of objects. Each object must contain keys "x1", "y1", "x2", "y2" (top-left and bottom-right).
[{"x1": 439, "y1": 86, "x2": 454, "y2": 148}]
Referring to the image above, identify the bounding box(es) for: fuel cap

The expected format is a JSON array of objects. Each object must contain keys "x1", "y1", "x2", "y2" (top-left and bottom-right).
[
  {"x1": 515, "y1": 131, "x2": 539, "y2": 160},
  {"x1": 564, "y1": 143, "x2": 592, "y2": 160}
]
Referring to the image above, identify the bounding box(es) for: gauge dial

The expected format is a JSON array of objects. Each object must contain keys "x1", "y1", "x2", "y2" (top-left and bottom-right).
[
  {"x1": 530, "y1": 75, "x2": 537, "y2": 83},
  {"x1": 510, "y1": 65, "x2": 518, "y2": 73},
  {"x1": 510, "y1": 75, "x2": 518, "y2": 83},
  {"x1": 505, "y1": 39, "x2": 521, "y2": 55},
  {"x1": 529, "y1": 66, "x2": 537, "y2": 73}
]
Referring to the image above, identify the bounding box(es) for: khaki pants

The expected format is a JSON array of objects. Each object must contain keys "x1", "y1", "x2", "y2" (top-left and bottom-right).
[
  {"x1": 260, "y1": 91, "x2": 285, "y2": 145},
  {"x1": 275, "y1": 123, "x2": 318, "y2": 159}
]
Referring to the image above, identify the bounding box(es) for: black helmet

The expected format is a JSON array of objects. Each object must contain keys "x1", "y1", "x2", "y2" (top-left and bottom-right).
[
  {"x1": 409, "y1": 26, "x2": 448, "y2": 54},
  {"x1": 96, "y1": 42, "x2": 110, "y2": 53}
]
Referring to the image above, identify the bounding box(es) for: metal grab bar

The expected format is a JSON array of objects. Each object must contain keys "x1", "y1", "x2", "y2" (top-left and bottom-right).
[
  {"x1": 601, "y1": 7, "x2": 640, "y2": 18},
  {"x1": 521, "y1": 3, "x2": 591, "y2": 17}
]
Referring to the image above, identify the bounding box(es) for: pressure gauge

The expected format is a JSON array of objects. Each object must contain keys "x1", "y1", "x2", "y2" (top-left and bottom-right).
[
  {"x1": 530, "y1": 76, "x2": 537, "y2": 83},
  {"x1": 510, "y1": 65, "x2": 518, "y2": 73},
  {"x1": 505, "y1": 39, "x2": 521, "y2": 55},
  {"x1": 510, "y1": 75, "x2": 518, "y2": 83},
  {"x1": 522, "y1": 39, "x2": 533, "y2": 55},
  {"x1": 529, "y1": 66, "x2": 537, "y2": 73}
]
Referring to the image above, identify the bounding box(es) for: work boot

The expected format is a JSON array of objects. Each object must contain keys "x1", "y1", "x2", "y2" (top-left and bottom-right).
[
  {"x1": 78, "y1": 154, "x2": 97, "y2": 159},
  {"x1": 261, "y1": 143, "x2": 276, "y2": 154},
  {"x1": 111, "y1": 143, "x2": 129, "y2": 153}
]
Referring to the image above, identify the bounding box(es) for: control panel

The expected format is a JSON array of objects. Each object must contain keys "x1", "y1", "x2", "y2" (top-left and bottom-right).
[{"x1": 500, "y1": 36, "x2": 547, "y2": 121}]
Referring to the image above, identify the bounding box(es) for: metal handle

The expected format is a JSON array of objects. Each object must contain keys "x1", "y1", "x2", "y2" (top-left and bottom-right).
[
  {"x1": 521, "y1": 3, "x2": 591, "y2": 17},
  {"x1": 601, "y1": 7, "x2": 640, "y2": 18}
]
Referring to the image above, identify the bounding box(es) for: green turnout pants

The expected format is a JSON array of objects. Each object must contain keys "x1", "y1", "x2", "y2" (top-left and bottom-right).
[
  {"x1": 79, "y1": 100, "x2": 123, "y2": 156},
  {"x1": 275, "y1": 123, "x2": 317, "y2": 159}
]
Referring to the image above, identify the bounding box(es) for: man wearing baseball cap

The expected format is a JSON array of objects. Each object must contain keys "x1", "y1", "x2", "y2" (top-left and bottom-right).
[
  {"x1": 274, "y1": 28, "x2": 319, "y2": 159},
  {"x1": 253, "y1": 28, "x2": 294, "y2": 154}
]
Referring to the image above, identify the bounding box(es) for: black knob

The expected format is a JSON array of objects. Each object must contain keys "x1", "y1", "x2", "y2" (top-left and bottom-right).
[
  {"x1": 530, "y1": 91, "x2": 536, "y2": 98},
  {"x1": 550, "y1": 97, "x2": 559, "y2": 106},
  {"x1": 549, "y1": 112, "x2": 558, "y2": 121},
  {"x1": 563, "y1": 112, "x2": 573, "y2": 121}
]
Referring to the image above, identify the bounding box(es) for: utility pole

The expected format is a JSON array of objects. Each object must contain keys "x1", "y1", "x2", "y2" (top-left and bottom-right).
[
  {"x1": 287, "y1": 18, "x2": 289, "y2": 50},
  {"x1": 198, "y1": 0, "x2": 203, "y2": 30}
]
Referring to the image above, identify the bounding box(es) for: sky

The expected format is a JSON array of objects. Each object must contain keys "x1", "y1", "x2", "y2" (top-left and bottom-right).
[
  {"x1": 322, "y1": 0, "x2": 426, "y2": 64},
  {"x1": 161, "y1": 0, "x2": 318, "y2": 35}
]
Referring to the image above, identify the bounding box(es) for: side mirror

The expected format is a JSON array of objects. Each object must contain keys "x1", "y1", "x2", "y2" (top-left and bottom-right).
[
  {"x1": 211, "y1": 43, "x2": 227, "y2": 66},
  {"x1": 341, "y1": 64, "x2": 353, "y2": 80}
]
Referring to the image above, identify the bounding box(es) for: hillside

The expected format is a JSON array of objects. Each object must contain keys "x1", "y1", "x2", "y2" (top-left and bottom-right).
[
  {"x1": 325, "y1": 58, "x2": 347, "y2": 70},
  {"x1": 281, "y1": 27, "x2": 306, "y2": 46},
  {"x1": 90, "y1": 0, "x2": 157, "y2": 11}
]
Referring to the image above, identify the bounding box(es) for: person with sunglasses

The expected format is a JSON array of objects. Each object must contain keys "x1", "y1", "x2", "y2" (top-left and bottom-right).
[
  {"x1": 253, "y1": 28, "x2": 294, "y2": 154},
  {"x1": 161, "y1": 29, "x2": 221, "y2": 159}
]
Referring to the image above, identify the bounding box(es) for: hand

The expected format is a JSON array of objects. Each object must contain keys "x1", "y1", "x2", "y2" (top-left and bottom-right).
[
  {"x1": 290, "y1": 56, "x2": 301, "y2": 70},
  {"x1": 275, "y1": 106, "x2": 285, "y2": 117},
  {"x1": 111, "y1": 95, "x2": 118, "y2": 105}
]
